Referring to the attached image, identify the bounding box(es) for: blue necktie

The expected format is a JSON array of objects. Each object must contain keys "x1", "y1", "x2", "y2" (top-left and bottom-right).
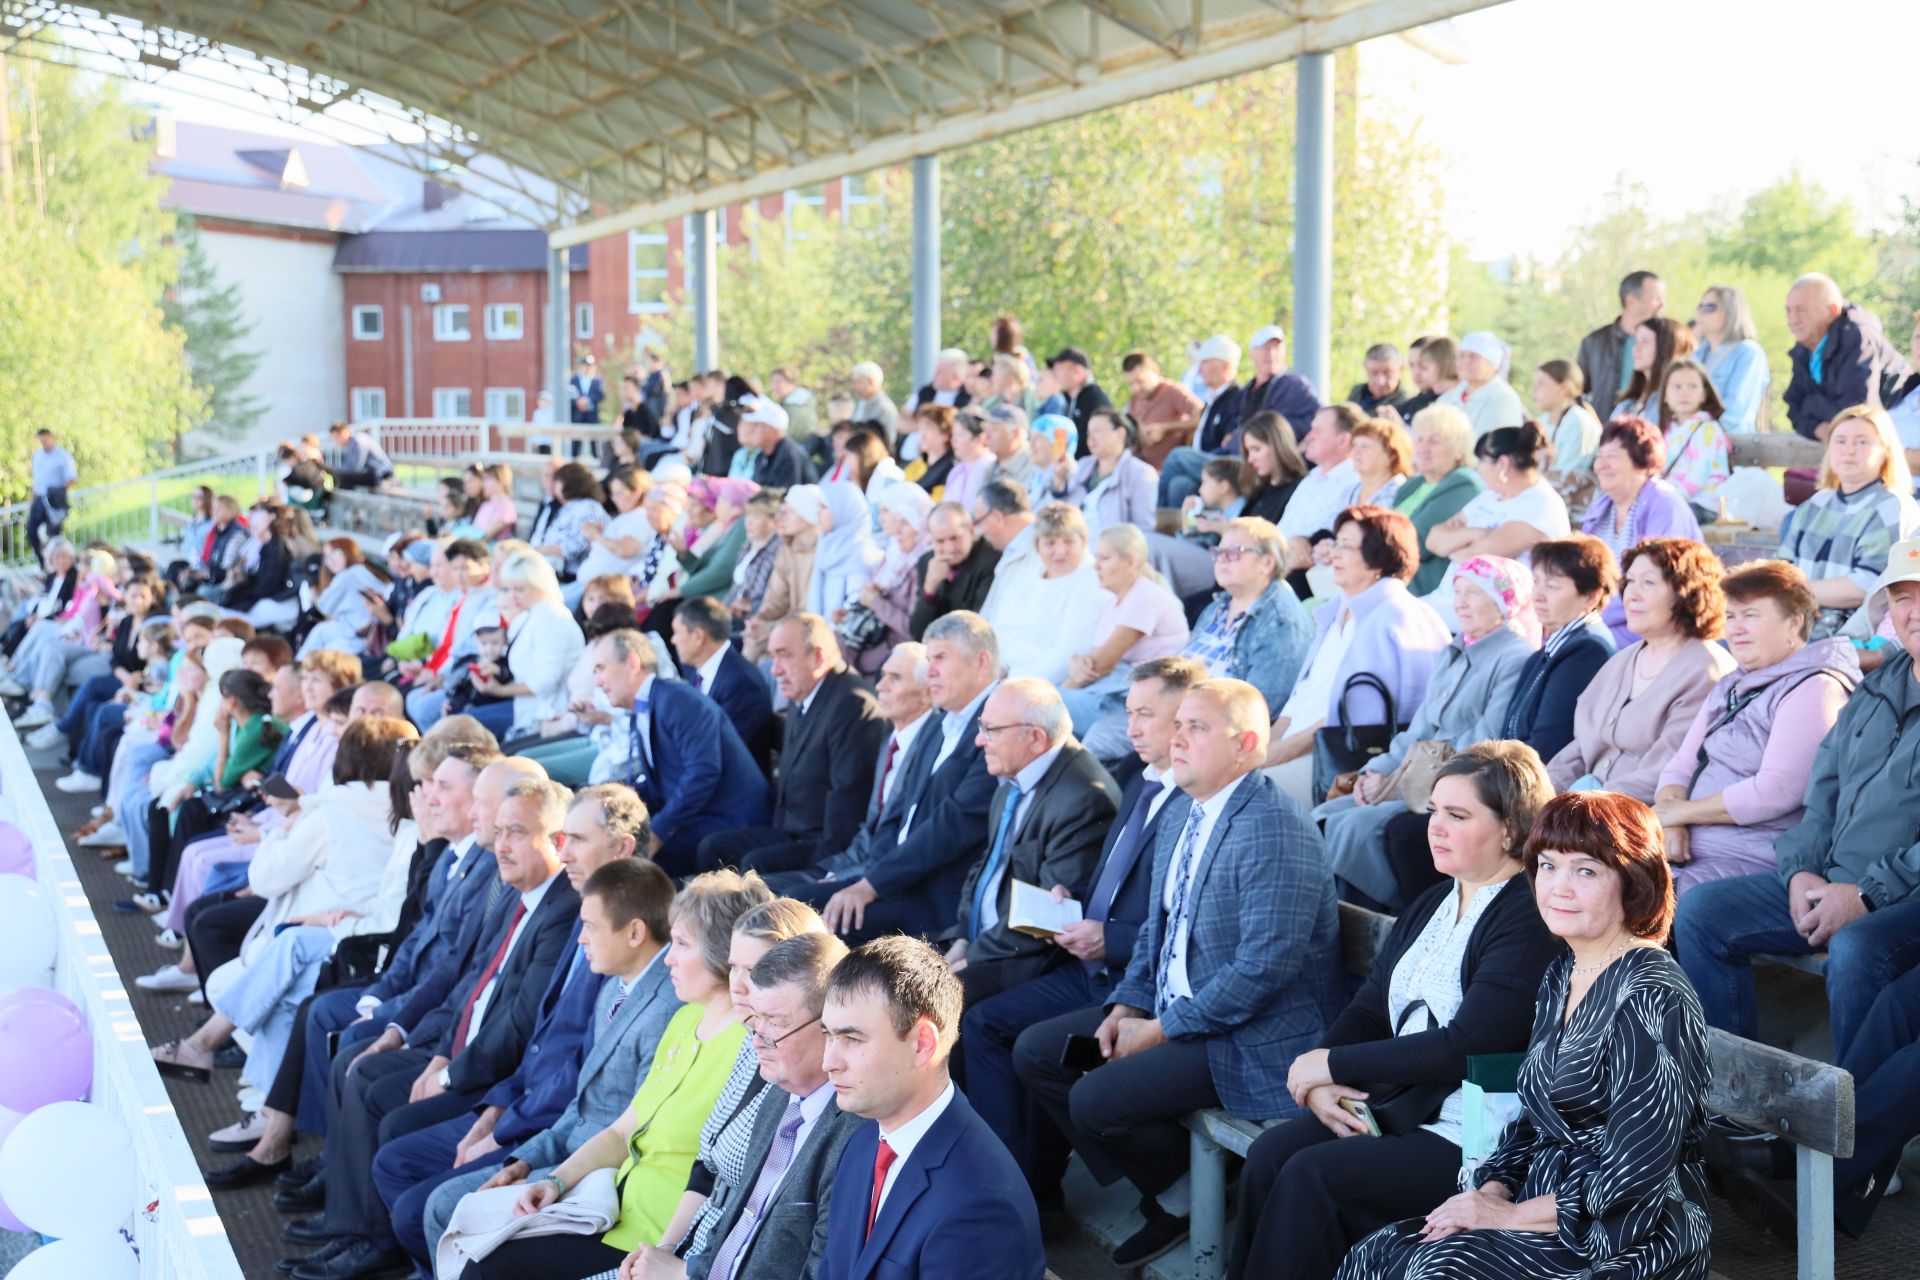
[
  {"x1": 1156, "y1": 804, "x2": 1208, "y2": 1015},
  {"x1": 627, "y1": 700, "x2": 653, "y2": 785},
  {"x1": 968, "y1": 781, "x2": 1023, "y2": 941}
]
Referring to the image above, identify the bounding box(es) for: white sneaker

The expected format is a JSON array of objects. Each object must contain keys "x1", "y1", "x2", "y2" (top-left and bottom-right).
[
  {"x1": 55, "y1": 769, "x2": 102, "y2": 793},
  {"x1": 135, "y1": 964, "x2": 197, "y2": 994},
  {"x1": 25, "y1": 723, "x2": 65, "y2": 750},
  {"x1": 91, "y1": 804, "x2": 107, "y2": 818},
  {"x1": 113, "y1": 859, "x2": 134, "y2": 876},
  {"x1": 0, "y1": 678, "x2": 27, "y2": 699},
  {"x1": 187, "y1": 989, "x2": 205, "y2": 1005},
  {"x1": 14, "y1": 701, "x2": 55, "y2": 729},
  {"x1": 80, "y1": 821, "x2": 126, "y2": 847}
]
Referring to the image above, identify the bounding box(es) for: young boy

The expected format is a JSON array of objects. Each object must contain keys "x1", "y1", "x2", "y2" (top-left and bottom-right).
[{"x1": 445, "y1": 624, "x2": 512, "y2": 716}]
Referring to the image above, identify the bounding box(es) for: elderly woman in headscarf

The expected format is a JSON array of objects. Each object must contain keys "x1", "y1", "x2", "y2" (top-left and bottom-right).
[
  {"x1": 744, "y1": 484, "x2": 823, "y2": 662},
  {"x1": 1447, "y1": 332, "x2": 1527, "y2": 438},
  {"x1": 808, "y1": 480, "x2": 884, "y2": 624},
  {"x1": 1313, "y1": 555, "x2": 1542, "y2": 912},
  {"x1": 848, "y1": 482, "x2": 937, "y2": 674},
  {"x1": 674, "y1": 476, "x2": 760, "y2": 602}
]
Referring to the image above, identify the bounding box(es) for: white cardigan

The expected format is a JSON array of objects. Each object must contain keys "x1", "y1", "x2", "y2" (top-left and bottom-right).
[
  {"x1": 239, "y1": 781, "x2": 396, "y2": 966},
  {"x1": 508, "y1": 599, "x2": 586, "y2": 735}
]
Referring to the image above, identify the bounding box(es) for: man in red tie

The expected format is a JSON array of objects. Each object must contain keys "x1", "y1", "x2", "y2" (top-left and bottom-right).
[{"x1": 818, "y1": 936, "x2": 1043, "y2": 1280}]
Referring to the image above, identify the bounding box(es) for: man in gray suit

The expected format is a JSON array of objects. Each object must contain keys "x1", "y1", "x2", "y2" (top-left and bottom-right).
[
  {"x1": 623, "y1": 930, "x2": 860, "y2": 1280},
  {"x1": 943, "y1": 678, "x2": 1120, "y2": 1006},
  {"x1": 418, "y1": 856, "x2": 682, "y2": 1252}
]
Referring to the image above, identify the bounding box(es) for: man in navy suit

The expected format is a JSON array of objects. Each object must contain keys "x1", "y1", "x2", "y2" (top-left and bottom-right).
[
  {"x1": 792, "y1": 611, "x2": 999, "y2": 943},
  {"x1": 569, "y1": 354, "x2": 605, "y2": 425},
  {"x1": 1015, "y1": 677, "x2": 1343, "y2": 1268},
  {"x1": 963, "y1": 656, "x2": 1202, "y2": 1202},
  {"x1": 819, "y1": 936, "x2": 1043, "y2": 1280},
  {"x1": 592, "y1": 628, "x2": 769, "y2": 878},
  {"x1": 671, "y1": 596, "x2": 775, "y2": 768}
]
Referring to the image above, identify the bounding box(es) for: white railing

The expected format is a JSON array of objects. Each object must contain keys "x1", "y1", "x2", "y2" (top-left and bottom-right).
[{"x1": 0, "y1": 715, "x2": 245, "y2": 1280}]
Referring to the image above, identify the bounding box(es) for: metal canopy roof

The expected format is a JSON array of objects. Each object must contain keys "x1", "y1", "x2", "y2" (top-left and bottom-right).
[{"x1": 8, "y1": 0, "x2": 1502, "y2": 245}]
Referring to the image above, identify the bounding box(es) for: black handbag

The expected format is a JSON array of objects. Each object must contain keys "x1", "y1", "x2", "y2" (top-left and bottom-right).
[
  {"x1": 1310, "y1": 673, "x2": 1404, "y2": 805},
  {"x1": 1360, "y1": 999, "x2": 1445, "y2": 1136}
]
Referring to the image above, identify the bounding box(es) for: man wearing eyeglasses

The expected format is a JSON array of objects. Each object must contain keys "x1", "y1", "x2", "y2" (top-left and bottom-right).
[
  {"x1": 619, "y1": 931, "x2": 860, "y2": 1280},
  {"x1": 942, "y1": 679, "x2": 1120, "y2": 1009}
]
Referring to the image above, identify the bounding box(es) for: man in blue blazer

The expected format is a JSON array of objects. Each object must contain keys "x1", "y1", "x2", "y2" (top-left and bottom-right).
[
  {"x1": 790, "y1": 611, "x2": 999, "y2": 943},
  {"x1": 671, "y1": 596, "x2": 776, "y2": 771},
  {"x1": 819, "y1": 937, "x2": 1043, "y2": 1280},
  {"x1": 962, "y1": 656, "x2": 1203, "y2": 1200},
  {"x1": 592, "y1": 628, "x2": 770, "y2": 878},
  {"x1": 1015, "y1": 677, "x2": 1344, "y2": 1268}
]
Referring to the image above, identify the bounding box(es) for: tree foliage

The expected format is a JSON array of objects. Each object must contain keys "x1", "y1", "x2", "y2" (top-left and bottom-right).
[{"x1": 0, "y1": 58, "x2": 201, "y2": 499}]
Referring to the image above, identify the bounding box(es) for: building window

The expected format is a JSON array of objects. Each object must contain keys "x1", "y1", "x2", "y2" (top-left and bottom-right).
[
  {"x1": 351, "y1": 305, "x2": 383, "y2": 340},
  {"x1": 575, "y1": 302, "x2": 594, "y2": 339},
  {"x1": 843, "y1": 171, "x2": 885, "y2": 228},
  {"x1": 483, "y1": 303, "x2": 524, "y2": 340},
  {"x1": 785, "y1": 183, "x2": 827, "y2": 241},
  {"x1": 432, "y1": 304, "x2": 470, "y2": 341},
  {"x1": 432, "y1": 387, "x2": 472, "y2": 417},
  {"x1": 349, "y1": 387, "x2": 386, "y2": 421},
  {"x1": 628, "y1": 227, "x2": 669, "y2": 314},
  {"x1": 483, "y1": 388, "x2": 526, "y2": 421}
]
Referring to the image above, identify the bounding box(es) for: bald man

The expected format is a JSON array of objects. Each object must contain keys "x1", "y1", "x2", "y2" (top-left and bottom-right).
[
  {"x1": 349, "y1": 680, "x2": 407, "y2": 721},
  {"x1": 1784, "y1": 272, "x2": 1912, "y2": 441},
  {"x1": 1011, "y1": 679, "x2": 1343, "y2": 1264}
]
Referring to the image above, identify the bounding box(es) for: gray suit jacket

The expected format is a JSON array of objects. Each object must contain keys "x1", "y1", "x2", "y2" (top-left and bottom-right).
[
  {"x1": 685, "y1": 1090, "x2": 862, "y2": 1280},
  {"x1": 509, "y1": 953, "x2": 681, "y2": 1171}
]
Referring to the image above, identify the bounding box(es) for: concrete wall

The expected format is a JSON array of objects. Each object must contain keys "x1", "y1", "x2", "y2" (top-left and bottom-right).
[{"x1": 197, "y1": 223, "x2": 346, "y2": 451}]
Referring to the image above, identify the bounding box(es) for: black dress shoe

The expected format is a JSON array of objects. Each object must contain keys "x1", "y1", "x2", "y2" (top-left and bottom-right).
[
  {"x1": 1111, "y1": 1207, "x2": 1190, "y2": 1268},
  {"x1": 203, "y1": 1153, "x2": 292, "y2": 1190},
  {"x1": 277, "y1": 1155, "x2": 326, "y2": 1190},
  {"x1": 290, "y1": 1237, "x2": 409, "y2": 1280},
  {"x1": 278, "y1": 1237, "x2": 348, "y2": 1275},
  {"x1": 282, "y1": 1216, "x2": 334, "y2": 1245},
  {"x1": 274, "y1": 1172, "x2": 326, "y2": 1213},
  {"x1": 214, "y1": 1043, "x2": 246, "y2": 1069}
]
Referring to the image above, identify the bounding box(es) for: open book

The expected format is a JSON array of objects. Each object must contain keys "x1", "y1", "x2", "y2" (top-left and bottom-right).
[{"x1": 1007, "y1": 878, "x2": 1083, "y2": 939}]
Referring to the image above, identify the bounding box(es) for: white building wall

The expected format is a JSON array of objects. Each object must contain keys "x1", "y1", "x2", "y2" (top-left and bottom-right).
[{"x1": 193, "y1": 226, "x2": 346, "y2": 453}]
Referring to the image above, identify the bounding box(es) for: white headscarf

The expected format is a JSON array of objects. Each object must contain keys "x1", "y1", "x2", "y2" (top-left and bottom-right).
[{"x1": 1459, "y1": 331, "x2": 1512, "y2": 380}]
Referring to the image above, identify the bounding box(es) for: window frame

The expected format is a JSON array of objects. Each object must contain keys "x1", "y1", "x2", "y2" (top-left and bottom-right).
[
  {"x1": 348, "y1": 386, "x2": 386, "y2": 422},
  {"x1": 431, "y1": 387, "x2": 473, "y2": 418},
  {"x1": 351, "y1": 304, "x2": 383, "y2": 340},
  {"x1": 432, "y1": 304, "x2": 471, "y2": 342},
  {"x1": 483, "y1": 302, "x2": 525, "y2": 341}
]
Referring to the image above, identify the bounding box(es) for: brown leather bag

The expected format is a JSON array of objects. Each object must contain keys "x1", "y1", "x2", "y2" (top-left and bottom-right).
[{"x1": 1379, "y1": 740, "x2": 1455, "y2": 813}]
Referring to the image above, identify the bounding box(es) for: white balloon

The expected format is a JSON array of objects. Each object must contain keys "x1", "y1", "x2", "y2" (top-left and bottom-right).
[
  {"x1": 0, "y1": 872, "x2": 57, "y2": 989},
  {"x1": 0, "y1": 1100, "x2": 135, "y2": 1239},
  {"x1": 4, "y1": 1234, "x2": 140, "y2": 1280}
]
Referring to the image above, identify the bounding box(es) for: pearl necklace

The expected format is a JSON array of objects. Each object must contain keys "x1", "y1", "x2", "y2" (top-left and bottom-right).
[{"x1": 1569, "y1": 938, "x2": 1633, "y2": 977}]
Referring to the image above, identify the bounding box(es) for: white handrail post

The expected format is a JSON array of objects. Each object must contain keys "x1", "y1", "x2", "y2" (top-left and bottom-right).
[
  {"x1": 255, "y1": 449, "x2": 269, "y2": 501},
  {"x1": 148, "y1": 477, "x2": 161, "y2": 542}
]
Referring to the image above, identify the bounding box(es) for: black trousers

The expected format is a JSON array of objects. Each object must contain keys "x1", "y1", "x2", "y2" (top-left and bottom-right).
[
  {"x1": 184, "y1": 893, "x2": 266, "y2": 993},
  {"x1": 152, "y1": 794, "x2": 240, "y2": 901},
  {"x1": 695, "y1": 825, "x2": 815, "y2": 877},
  {"x1": 460, "y1": 1233, "x2": 629, "y2": 1279},
  {"x1": 266, "y1": 989, "x2": 324, "y2": 1115},
  {"x1": 1016, "y1": 1005, "x2": 1221, "y2": 1198},
  {"x1": 322, "y1": 1045, "x2": 482, "y2": 1247},
  {"x1": 1227, "y1": 1117, "x2": 1461, "y2": 1280}
]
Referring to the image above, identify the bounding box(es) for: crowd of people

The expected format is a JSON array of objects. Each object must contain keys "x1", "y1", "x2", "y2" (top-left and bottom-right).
[{"x1": 10, "y1": 273, "x2": 1920, "y2": 1280}]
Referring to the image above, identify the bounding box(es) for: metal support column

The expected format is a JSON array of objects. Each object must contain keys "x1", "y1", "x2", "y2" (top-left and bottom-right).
[
  {"x1": 546, "y1": 247, "x2": 571, "y2": 422},
  {"x1": 911, "y1": 155, "x2": 941, "y2": 389},
  {"x1": 691, "y1": 209, "x2": 719, "y2": 372},
  {"x1": 1292, "y1": 51, "x2": 1333, "y2": 398}
]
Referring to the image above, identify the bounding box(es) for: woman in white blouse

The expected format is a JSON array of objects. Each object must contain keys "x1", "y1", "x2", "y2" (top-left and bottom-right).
[
  {"x1": 1229, "y1": 741, "x2": 1563, "y2": 1280},
  {"x1": 991, "y1": 502, "x2": 1108, "y2": 684},
  {"x1": 476, "y1": 549, "x2": 586, "y2": 741}
]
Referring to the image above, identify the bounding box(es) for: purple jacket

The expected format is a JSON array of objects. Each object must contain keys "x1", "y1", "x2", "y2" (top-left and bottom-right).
[
  {"x1": 1053, "y1": 452, "x2": 1158, "y2": 532},
  {"x1": 1582, "y1": 477, "x2": 1702, "y2": 646},
  {"x1": 1306, "y1": 578, "x2": 1454, "y2": 728}
]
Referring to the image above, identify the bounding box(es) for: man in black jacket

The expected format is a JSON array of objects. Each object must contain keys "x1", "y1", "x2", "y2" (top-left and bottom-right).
[
  {"x1": 743, "y1": 394, "x2": 819, "y2": 488},
  {"x1": 671, "y1": 596, "x2": 776, "y2": 769},
  {"x1": 1345, "y1": 343, "x2": 1411, "y2": 417},
  {"x1": 1048, "y1": 347, "x2": 1115, "y2": 451},
  {"x1": 1784, "y1": 273, "x2": 1913, "y2": 441},
  {"x1": 908, "y1": 502, "x2": 999, "y2": 639},
  {"x1": 696, "y1": 614, "x2": 886, "y2": 876}
]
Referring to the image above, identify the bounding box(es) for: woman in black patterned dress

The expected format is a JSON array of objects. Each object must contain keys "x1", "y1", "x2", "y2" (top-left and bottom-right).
[{"x1": 1336, "y1": 790, "x2": 1712, "y2": 1280}]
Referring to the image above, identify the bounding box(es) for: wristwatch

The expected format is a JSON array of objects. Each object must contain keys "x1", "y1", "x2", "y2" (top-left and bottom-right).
[
  {"x1": 1859, "y1": 888, "x2": 1878, "y2": 912},
  {"x1": 544, "y1": 1173, "x2": 568, "y2": 1197},
  {"x1": 437, "y1": 1066, "x2": 452, "y2": 1089}
]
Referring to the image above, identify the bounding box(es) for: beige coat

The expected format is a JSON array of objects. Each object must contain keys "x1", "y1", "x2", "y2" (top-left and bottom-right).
[
  {"x1": 1547, "y1": 637, "x2": 1737, "y2": 801},
  {"x1": 744, "y1": 530, "x2": 817, "y2": 661}
]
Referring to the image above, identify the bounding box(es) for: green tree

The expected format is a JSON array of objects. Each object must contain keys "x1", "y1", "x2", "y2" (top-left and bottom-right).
[
  {"x1": 164, "y1": 216, "x2": 265, "y2": 445},
  {"x1": 0, "y1": 58, "x2": 201, "y2": 501}
]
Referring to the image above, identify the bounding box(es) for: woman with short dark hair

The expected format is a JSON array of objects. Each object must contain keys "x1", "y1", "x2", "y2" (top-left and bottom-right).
[
  {"x1": 1232, "y1": 742, "x2": 1561, "y2": 1280},
  {"x1": 1652, "y1": 560, "x2": 1858, "y2": 891},
  {"x1": 1579, "y1": 416, "x2": 1701, "y2": 645},
  {"x1": 1501, "y1": 536, "x2": 1618, "y2": 760},
  {"x1": 1337, "y1": 791, "x2": 1711, "y2": 1280},
  {"x1": 1546, "y1": 538, "x2": 1736, "y2": 801}
]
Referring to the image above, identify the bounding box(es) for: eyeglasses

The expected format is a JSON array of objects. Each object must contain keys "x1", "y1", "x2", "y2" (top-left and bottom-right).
[
  {"x1": 1696, "y1": 302, "x2": 1719, "y2": 313},
  {"x1": 1209, "y1": 545, "x2": 1265, "y2": 561},
  {"x1": 977, "y1": 721, "x2": 1039, "y2": 736},
  {"x1": 750, "y1": 1015, "x2": 822, "y2": 1049}
]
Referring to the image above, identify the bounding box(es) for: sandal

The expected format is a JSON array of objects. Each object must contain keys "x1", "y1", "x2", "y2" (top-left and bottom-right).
[{"x1": 151, "y1": 1039, "x2": 213, "y2": 1083}]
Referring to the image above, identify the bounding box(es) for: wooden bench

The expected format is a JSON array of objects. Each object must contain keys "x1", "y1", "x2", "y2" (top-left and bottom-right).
[{"x1": 1177, "y1": 903, "x2": 1854, "y2": 1280}]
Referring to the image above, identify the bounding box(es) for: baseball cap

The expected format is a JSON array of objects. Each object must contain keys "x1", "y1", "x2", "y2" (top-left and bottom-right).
[
  {"x1": 1197, "y1": 334, "x2": 1241, "y2": 364},
  {"x1": 1248, "y1": 324, "x2": 1286, "y2": 349},
  {"x1": 1046, "y1": 348, "x2": 1091, "y2": 370},
  {"x1": 1866, "y1": 536, "x2": 1920, "y2": 631},
  {"x1": 738, "y1": 394, "x2": 790, "y2": 431}
]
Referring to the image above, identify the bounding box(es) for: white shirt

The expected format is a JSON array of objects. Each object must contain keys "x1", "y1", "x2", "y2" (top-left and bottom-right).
[
  {"x1": 978, "y1": 524, "x2": 1039, "y2": 620},
  {"x1": 1279, "y1": 459, "x2": 1359, "y2": 540},
  {"x1": 360, "y1": 832, "x2": 477, "y2": 1018},
  {"x1": 465, "y1": 869, "x2": 563, "y2": 1038},
  {"x1": 882, "y1": 711, "x2": 933, "y2": 810},
  {"x1": 1137, "y1": 762, "x2": 1177, "y2": 826},
  {"x1": 576, "y1": 506, "x2": 655, "y2": 581},
  {"x1": 976, "y1": 744, "x2": 1064, "y2": 934},
  {"x1": 1389, "y1": 881, "x2": 1505, "y2": 1147},
  {"x1": 1280, "y1": 601, "x2": 1359, "y2": 726},
  {"x1": 1457, "y1": 479, "x2": 1571, "y2": 539},
  {"x1": 899, "y1": 683, "x2": 994, "y2": 842},
  {"x1": 874, "y1": 1081, "x2": 957, "y2": 1219},
  {"x1": 1159, "y1": 773, "x2": 1252, "y2": 1001},
  {"x1": 692, "y1": 646, "x2": 727, "y2": 693}
]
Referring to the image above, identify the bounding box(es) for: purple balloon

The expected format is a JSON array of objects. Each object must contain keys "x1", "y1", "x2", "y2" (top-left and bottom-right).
[
  {"x1": 0, "y1": 822, "x2": 31, "y2": 876},
  {"x1": 0, "y1": 1106, "x2": 25, "y2": 1232},
  {"x1": 0, "y1": 986, "x2": 90, "y2": 1112}
]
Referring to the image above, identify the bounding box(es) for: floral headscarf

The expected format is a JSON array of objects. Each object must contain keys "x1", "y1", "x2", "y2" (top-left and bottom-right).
[{"x1": 1449, "y1": 554, "x2": 1540, "y2": 647}]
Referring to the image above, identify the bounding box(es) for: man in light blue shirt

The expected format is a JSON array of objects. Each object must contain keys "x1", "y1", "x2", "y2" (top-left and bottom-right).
[{"x1": 28, "y1": 429, "x2": 76, "y2": 566}]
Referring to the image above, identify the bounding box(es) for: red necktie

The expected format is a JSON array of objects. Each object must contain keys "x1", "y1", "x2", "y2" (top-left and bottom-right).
[
  {"x1": 451, "y1": 902, "x2": 524, "y2": 1055},
  {"x1": 865, "y1": 1139, "x2": 897, "y2": 1239},
  {"x1": 870, "y1": 739, "x2": 899, "y2": 817},
  {"x1": 427, "y1": 595, "x2": 467, "y2": 673}
]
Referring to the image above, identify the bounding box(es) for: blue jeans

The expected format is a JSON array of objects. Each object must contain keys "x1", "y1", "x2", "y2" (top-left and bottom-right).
[
  {"x1": 1674, "y1": 873, "x2": 1920, "y2": 1059},
  {"x1": 1158, "y1": 447, "x2": 1213, "y2": 508},
  {"x1": 60, "y1": 674, "x2": 119, "y2": 751},
  {"x1": 295, "y1": 985, "x2": 376, "y2": 1136},
  {"x1": 1834, "y1": 962, "x2": 1920, "y2": 1234},
  {"x1": 77, "y1": 701, "x2": 127, "y2": 775}
]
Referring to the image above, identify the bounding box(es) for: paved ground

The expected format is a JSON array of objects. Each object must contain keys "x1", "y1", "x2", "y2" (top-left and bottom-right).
[{"x1": 29, "y1": 734, "x2": 1920, "y2": 1280}]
